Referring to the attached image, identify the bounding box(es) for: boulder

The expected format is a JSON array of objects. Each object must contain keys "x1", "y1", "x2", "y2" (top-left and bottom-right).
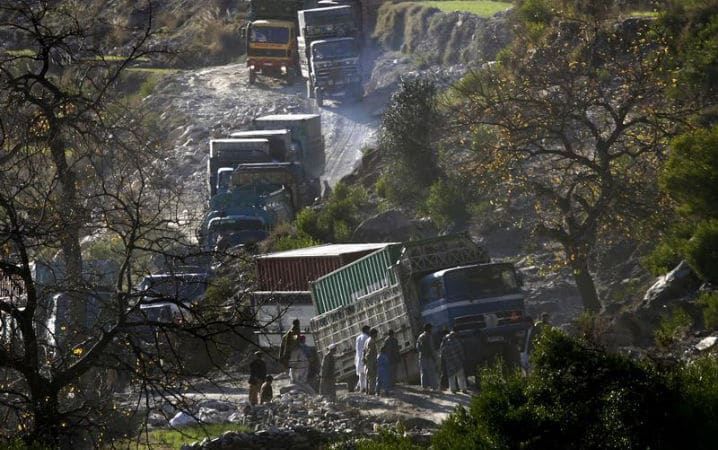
[
  {"x1": 641, "y1": 261, "x2": 702, "y2": 308},
  {"x1": 352, "y1": 210, "x2": 437, "y2": 243},
  {"x1": 169, "y1": 411, "x2": 198, "y2": 428}
]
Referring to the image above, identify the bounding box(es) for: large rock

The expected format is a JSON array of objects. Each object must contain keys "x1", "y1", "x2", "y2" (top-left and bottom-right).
[
  {"x1": 641, "y1": 261, "x2": 702, "y2": 308},
  {"x1": 352, "y1": 210, "x2": 437, "y2": 243}
]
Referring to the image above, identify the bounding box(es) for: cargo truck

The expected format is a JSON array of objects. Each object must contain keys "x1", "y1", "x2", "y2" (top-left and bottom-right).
[
  {"x1": 253, "y1": 113, "x2": 325, "y2": 179},
  {"x1": 245, "y1": 0, "x2": 305, "y2": 84},
  {"x1": 251, "y1": 243, "x2": 392, "y2": 348},
  {"x1": 309, "y1": 234, "x2": 529, "y2": 386},
  {"x1": 297, "y1": 5, "x2": 363, "y2": 106},
  {"x1": 207, "y1": 138, "x2": 272, "y2": 198}
]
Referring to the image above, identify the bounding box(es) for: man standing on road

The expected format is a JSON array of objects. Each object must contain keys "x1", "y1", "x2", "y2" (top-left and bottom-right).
[
  {"x1": 280, "y1": 319, "x2": 301, "y2": 369},
  {"x1": 439, "y1": 328, "x2": 468, "y2": 393},
  {"x1": 289, "y1": 335, "x2": 310, "y2": 384},
  {"x1": 383, "y1": 329, "x2": 400, "y2": 384},
  {"x1": 355, "y1": 325, "x2": 371, "y2": 392},
  {"x1": 363, "y1": 328, "x2": 379, "y2": 395},
  {"x1": 248, "y1": 351, "x2": 267, "y2": 405},
  {"x1": 416, "y1": 323, "x2": 439, "y2": 391},
  {"x1": 320, "y1": 344, "x2": 337, "y2": 400}
]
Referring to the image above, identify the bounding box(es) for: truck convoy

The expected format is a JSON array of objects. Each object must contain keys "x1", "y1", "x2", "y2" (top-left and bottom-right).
[
  {"x1": 298, "y1": 4, "x2": 363, "y2": 106},
  {"x1": 308, "y1": 234, "x2": 529, "y2": 385},
  {"x1": 201, "y1": 113, "x2": 324, "y2": 252}
]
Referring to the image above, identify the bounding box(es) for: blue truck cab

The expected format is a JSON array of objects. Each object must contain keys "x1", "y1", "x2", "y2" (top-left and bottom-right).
[{"x1": 418, "y1": 262, "x2": 528, "y2": 364}]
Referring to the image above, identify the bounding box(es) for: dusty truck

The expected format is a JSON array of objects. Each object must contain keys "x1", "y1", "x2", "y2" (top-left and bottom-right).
[
  {"x1": 253, "y1": 113, "x2": 325, "y2": 180},
  {"x1": 309, "y1": 234, "x2": 529, "y2": 386},
  {"x1": 251, "y1": 243, "x2": 393, "y2": 348},
  {"x1": 207, "y1": 138, "x2": 272, "y2": 197},
  {"x1": 297, "y1": 5, "x2": 363, "y2": 106},
  {"x1": 245, "y1": 0, "x2": 305, "y2": 84}
]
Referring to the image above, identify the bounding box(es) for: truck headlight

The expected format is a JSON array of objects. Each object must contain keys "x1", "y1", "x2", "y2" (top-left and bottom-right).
[{"x1": 281, "y1": 65, "x2": 287, "y2": 74}]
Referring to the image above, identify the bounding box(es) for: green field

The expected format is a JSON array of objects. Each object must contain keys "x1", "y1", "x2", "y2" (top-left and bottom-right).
[{"x1": 416, "y1": 0, "x2": 513, "y2": 17}]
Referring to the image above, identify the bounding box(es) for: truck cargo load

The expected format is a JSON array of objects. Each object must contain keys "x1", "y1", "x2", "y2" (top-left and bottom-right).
[
  {"x1": 253, "y1": 114, "x2": 325, "y2": 177},
  {"x1": 255, "y1": 243, "x2": 395, "y2": 292},
  {"x1": 251, "y1": 242, "x2": 394, "y2": 348}
]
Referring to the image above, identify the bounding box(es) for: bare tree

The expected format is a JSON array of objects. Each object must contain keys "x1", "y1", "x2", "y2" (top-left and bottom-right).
[{"x1": 0, "y1": 1, "x2": 256, "y2": 446}]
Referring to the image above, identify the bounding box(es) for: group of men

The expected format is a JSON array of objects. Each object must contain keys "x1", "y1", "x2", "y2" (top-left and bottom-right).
[
  {"x1": 354, "y1": 326, "x2": 401, "y2": 395},
  {"x1": 247, "y1": 313, "x2": 552, "y2": 406}
]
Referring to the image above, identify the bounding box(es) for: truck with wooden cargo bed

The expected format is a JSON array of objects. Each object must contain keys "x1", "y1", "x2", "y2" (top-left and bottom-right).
[{"x1": 308, "y1": 234, "x2": 530, "y2": 386}]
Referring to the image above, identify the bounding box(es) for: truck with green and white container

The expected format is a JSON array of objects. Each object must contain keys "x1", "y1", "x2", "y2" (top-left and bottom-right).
[{"x1": 309, "y1": 234, "x2": 529, "y2": 386}]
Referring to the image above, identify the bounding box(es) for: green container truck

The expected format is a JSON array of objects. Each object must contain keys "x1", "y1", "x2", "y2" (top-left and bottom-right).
[{"x1": 309, "y1": 234, "x2": 529, "y2": 386}]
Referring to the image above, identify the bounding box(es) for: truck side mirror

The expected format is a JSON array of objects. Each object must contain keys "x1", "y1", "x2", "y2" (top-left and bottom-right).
[{"x1": 240, "y1": 27, "x2": 247, "y2": 40}]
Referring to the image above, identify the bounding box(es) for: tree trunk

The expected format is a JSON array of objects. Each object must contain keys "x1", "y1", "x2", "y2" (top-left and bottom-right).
[
  {"x1": 31, "y1": 384, "x2": 61, "y2": 447},
  {"x1": 49, "y1": 135, "x2": 87, "y2": 335},
  {"x1": 569, "y1": 255, "x2": 602, "y2": 313}
]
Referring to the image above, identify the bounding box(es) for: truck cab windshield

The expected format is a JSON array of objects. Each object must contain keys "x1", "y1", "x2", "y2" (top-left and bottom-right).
[
  {"x1": 250, "y1": 26, "x2": 290, "y2": 44},
  {"x1": 444, "y1": 264, "x2": 521, "y2": 300},
  {"x1": 312, "y1": 40, "x2": 357, "y2": 60}
]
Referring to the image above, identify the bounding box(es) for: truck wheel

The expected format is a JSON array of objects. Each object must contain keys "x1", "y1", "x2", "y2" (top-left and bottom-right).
[
  {"x1": 315, "y1": 89, "x2": 323, "y2": 107},
  {"x1": 249, "y1": 69, "x2": 256, "y2": 85},
  {"x1": 306, "y1": 80, "x2": 315, "y2": 99}
]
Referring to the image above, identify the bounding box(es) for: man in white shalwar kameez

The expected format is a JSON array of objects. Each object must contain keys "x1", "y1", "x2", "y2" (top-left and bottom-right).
[{"x1": 355, "y1": 325, "x2": 371, "y2": 392}]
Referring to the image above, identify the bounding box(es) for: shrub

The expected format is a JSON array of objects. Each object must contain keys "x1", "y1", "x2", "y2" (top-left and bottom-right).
[
  {"x1": 684, "y1": 219, "x2": 718, "y2": 283},
  {"x1": 295, "y1": 182, "x2": 369, "y2": 243},
  {"x1": 434, "y1": 328, "x2": 705, "y2": 449},
  {"x1": 655, "y1": 306, "x2": 693, "y2": 350},
  {"x1": 697, "y1": 290, "x2": 718, "y2": 329},
  {"x1": 423, "y1": 178, "x2": 470, "y2": 230}
]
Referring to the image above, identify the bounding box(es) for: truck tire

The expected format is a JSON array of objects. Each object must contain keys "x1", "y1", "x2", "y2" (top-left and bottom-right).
[
  {"x1": 315, "y1": 88, "x2": 323, "y2": 107},
  {"x1": 249, "y1": 69, "x2": 256, "y2": 85}
]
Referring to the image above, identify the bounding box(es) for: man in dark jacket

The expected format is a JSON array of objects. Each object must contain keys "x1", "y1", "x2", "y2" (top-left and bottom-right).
[
  {"x1": 319, "y1": 344, "x2": 337, "y2": 400},
  {"x1": 248, "y1": 351, "x2": 267, "y2": 405},
  {"x1": 416, "y1": 323, "x2": 439, "y2": 390},
  {"x1": 439, "y1": 328, "x2": 467, "y2": 393},
  {"x1": 383, "y1": 329, "x2": 401, "y2": 383}
]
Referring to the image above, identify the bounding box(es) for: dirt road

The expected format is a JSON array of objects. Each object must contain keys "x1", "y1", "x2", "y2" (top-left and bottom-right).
[{"x1": 148, "y1": 63, "x2": 381, "y2": 197}]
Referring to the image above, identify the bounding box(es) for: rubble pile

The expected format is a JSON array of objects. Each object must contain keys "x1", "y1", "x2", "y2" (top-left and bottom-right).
[{"x1": 169, "y1": 388, "x2": 437, "y2": 450}]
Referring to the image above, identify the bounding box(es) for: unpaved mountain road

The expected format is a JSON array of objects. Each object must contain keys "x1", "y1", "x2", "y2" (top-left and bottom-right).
[{"x1": 147, "y1": 62, "x2": 381, "y2": 202}]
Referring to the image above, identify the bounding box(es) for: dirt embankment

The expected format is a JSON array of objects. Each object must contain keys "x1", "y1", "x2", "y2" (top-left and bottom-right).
[{"x1": 373, "y1": 3, "x2": 514, "y2": 67}]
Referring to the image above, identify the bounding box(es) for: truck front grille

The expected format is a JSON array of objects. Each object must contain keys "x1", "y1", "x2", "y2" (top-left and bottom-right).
[
  {"x1": 315, "y1": 66, "x2": 360, "y2": 85},
  {"x1": 454, "y1": 314, "x2": 487, "y2": 331},
  {"x1": 249, "y1": 48, "x2": 288, "y2": 58}
]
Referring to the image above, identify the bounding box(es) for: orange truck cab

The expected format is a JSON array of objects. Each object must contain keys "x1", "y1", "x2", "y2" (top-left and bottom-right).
[{"x1": 246, "y1": 19, "x2": 299, "y2": 84}]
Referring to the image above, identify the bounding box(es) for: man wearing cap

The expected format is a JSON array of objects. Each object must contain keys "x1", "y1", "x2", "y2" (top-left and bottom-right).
[{"x1": 248, "y1": 351, "x2": 267, "y2": 405}]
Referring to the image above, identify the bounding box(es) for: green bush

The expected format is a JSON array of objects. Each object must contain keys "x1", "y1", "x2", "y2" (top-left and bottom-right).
[
  {"x1": 698, "y1": 290, "x2": 718, "y2": 329},
  {"x1": 433, "y1": 328, "x2": 718, "y2": 449},
  {"x1": 423, "y1": 179, "x2": 470, "y2": 230},
  {"x1": 295, "y1": 182, "x2": 369, "y2": 243},
  {"x1": 655, "y1": 307, "x2": 693, "y2": 350},
  {"x1": 684, "y1": 219, "x2": 718, "y2": 283}
]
